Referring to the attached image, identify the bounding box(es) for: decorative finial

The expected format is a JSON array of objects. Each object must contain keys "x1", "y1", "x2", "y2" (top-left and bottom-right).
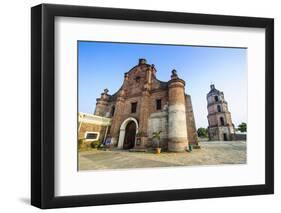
[
  {"x1": 171, "y1": 69, "x2": 178, "y2": 79},
  {"x1": 138, "y1": 58, "x2": 147, "y2": 65},
  {"x1": 104, "y1": 88, "x2": 109, "y2": 94},
  {"x1": 124, "y1": 73, "x2": 129, "y2": 80}
]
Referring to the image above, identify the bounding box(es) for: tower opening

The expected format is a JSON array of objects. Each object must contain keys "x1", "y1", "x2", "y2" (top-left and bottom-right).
[
  {"x1": 223, "y1": 133, "x2": 228, "y2": 141},
  {"x1": 215, "y1": 96, "x2": 219, "y2": 102},
  {"x1": 220, "y1": 117, "x2": 225, "y2": 126},
  {"x1": 217, "y1": 105, "x2": 221, "y2": 112}
]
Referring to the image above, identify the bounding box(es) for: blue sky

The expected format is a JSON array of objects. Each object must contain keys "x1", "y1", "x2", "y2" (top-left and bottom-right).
[{"x1": 78, "y1": 41, "x2": 247, "y2": 128}]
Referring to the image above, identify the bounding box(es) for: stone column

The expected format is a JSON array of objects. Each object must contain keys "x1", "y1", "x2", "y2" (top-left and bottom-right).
[
  {"x1": 135, "y1": 84, "x2": 151, "y2": 149},
  {"x1": 109, "y1": 92, "x2": 125, "y2": 146},
  {"x1": 94, "y1": 88, "x2": 109, "y2": 116},
  {"x1": 139, "y1": 90, "x2": 150, "y2": 134},
  {"x1": 167, "y1": 70, "x2": 188, "y2": 152}
]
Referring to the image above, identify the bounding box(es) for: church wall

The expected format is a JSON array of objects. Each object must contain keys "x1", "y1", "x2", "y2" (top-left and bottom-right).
[
  {"x1": 208, "y1": 112, "x2": 233, "y2": 127},
  {"x1": 148, "y1": 90, "x2": 168, "y2": 114},
  {"x1": 208, "y1": 124, "x2": 234, "y2": 141},
  {"x1": 168, "y1": 105, "x2": 188, "y2": 139},
  {"x1": 94, "y1": 101, "x2": 108, "y2": 116},
  {"x1": 216, "y1": 113, "x2": 226, "y2": 125},
  {"x1": 109, "y1": 96, "x2": 142, "y2": 143},
  {"x1": 103, "y1": 102, "x2": 115, "y2": 117},
  {"x1": 147, "y1": 111, "x2": 169, "y2": 149},
  {"x1": 122, "y1": 96, "x2": 142, "y2": 116},
  {"x1": 221, "y1": 102, "x2": 228, "y2": 111},
  {"x1": 207, "y1": 102, "x2": 228, "y2": 114},
  {"x1": 207, "y1": 114, "x2": 218, "y2": 126},
  {"x1": 208, "y1": 126, "x2": 227, "y2": 140},
  {"x1": 207, "y1": 96, "x2": 213, "y2": 104},
  {"x1": 219, "y1": 126, "x2": 232, "y2": 140},
  {"x1": 207, "y1": 104, "x2": 216, "y2": 114},
  {"x1": 185, "y1": 95, "x2": 198, "y2": 144},
  {"x1": 110, "y1": 90, "x2": 169, "y2": 148},
  {"x1": 225, "y1": 112, "x2": 233, "y2": 125},
  {"x1": 208, "y1": 127, "x2": 219, "y2": 140},
  {"x1": 108, "y1": 98, "x2": 125, "y2": 142}
]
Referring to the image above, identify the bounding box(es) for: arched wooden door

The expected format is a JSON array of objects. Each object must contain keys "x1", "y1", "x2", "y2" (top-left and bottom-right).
[{"x1": 123, "y1": 121, "x2": 136, "y2": 149}]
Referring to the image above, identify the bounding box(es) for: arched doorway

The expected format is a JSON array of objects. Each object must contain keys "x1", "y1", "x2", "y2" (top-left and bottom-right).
[
  {"x1": 117, "y1": 117, "x2": 139, "y2": 149},
  {"x1": 123, "y1": 121, "x2": 136, "y2": 149}
]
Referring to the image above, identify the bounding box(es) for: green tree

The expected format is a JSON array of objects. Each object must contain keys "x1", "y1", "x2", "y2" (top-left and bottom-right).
[
  {"x1": 238, "y1": 122, "x2": 247, "y2": 132},
  {"x1": 197, "y1": 127, "x2": 208, "y2": 138}
]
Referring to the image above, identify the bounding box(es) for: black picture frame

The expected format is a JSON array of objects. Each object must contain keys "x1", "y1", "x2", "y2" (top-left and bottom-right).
[{"x1": 31, "y1": 3, "x2": 274, "y2": 209}]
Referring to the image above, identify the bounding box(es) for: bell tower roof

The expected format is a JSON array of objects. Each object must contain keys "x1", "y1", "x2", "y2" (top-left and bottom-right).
[{"x1": 207, "y1": 84, "x2": 221, "y2": 96}]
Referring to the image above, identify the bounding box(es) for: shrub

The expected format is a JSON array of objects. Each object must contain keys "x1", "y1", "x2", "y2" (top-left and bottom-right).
[
  {"x1": 197, "y1": 127, "x2": 208, "y2": 138},
  {"x1": 238, "y1": 122, "x2": 247, "y2": 132},
  {"x1": 90, "y1": 140, "x2": 101, "y2": 149}
]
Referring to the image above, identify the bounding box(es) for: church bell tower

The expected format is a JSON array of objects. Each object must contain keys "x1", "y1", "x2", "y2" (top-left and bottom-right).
[{"x1": 207, "y1": 84, "x2": 235, "y2": 141}]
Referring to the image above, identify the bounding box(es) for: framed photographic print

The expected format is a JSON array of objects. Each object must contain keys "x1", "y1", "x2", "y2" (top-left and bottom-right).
[{"x1": 31, "y1": 3, "x2": 274, "y2": 209}]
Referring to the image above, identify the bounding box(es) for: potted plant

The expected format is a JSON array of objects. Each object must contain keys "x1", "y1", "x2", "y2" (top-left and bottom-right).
[{"x1": 152, "y1": 131, "x2": 162, "y2": 154}]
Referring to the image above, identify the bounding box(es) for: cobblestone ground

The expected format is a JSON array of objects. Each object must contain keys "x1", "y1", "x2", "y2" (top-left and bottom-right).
[{"x1": 78, "y1": 141, "x2": 246, "y2": 171}]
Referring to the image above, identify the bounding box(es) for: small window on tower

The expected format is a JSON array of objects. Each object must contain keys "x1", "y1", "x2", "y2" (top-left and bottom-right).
[
  {"x1": 156, "y1": 99, "x2": 162, "y2": 110},
  {"x1": 215, "y1": 96, "x2": 219, "y2": 102},
  {"x1": 217, "y1": 105, "x2": 221, "y2": 112},
  {"x1": 131, "y1": 102, "x2": 137, "y2": 113}
]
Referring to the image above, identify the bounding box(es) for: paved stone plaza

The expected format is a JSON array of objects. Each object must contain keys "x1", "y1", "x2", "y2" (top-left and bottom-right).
[{"x1": 78, "y1": 141, "x2": 246, "y2": 171}]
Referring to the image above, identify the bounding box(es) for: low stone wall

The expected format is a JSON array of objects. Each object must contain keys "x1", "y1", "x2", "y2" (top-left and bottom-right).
[
  {"x1": 78, "y1": 112, "x2": 112, "y2": 143},
  {"x1": 232, "y1": 133, "x2": 247, "y2": 141}
]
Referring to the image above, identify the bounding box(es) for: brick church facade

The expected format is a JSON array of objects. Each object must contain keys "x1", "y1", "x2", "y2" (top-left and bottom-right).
[{"x1": 94, "y1": 59, "x2": 198, "y2": 152}]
